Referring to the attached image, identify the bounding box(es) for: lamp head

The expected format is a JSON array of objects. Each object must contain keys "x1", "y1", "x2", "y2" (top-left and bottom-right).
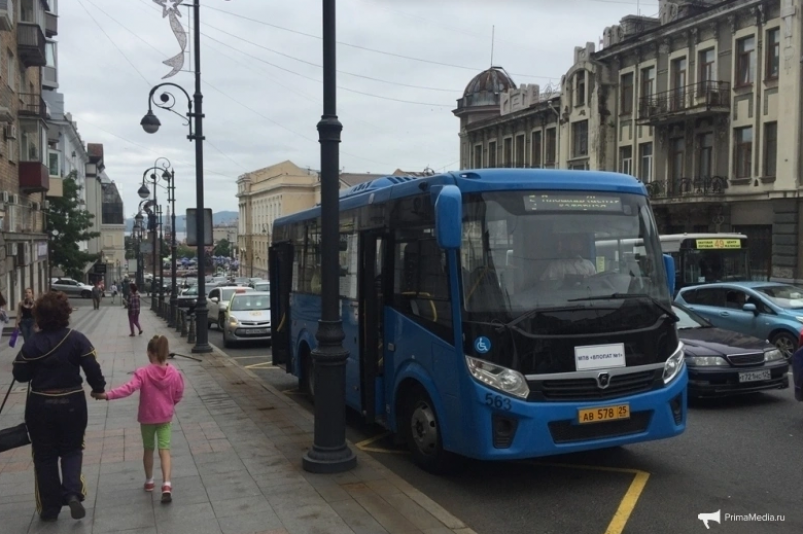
[
  {"x1": 134, "y1": 212, "x2": 144, "y2": 224},
  {"x1": 138, "y1": 184, "x2": 150, "y2": 199},
  {"x1": 140, "y1": 110, "x2": 161, "y2": 134}
]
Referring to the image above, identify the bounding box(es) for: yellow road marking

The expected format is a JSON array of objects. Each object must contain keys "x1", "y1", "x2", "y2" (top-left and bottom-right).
[
  {"x1": 244, "y1": 361, "x2": 280, "y2": 370},
  {"x1": 354, "y1": 432, "x2": 409, "y2": 455},
  {"x1": 281, "y1": 388, "x2": 304, "y2": 395},
  {"x1": 232, "y1": 356, "x2": 267, "y2": 359}
]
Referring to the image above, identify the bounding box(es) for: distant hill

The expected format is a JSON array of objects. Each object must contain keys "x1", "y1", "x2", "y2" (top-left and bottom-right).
[{"x1": 124, "y1": 210, "x2": 238, "y2": 232}]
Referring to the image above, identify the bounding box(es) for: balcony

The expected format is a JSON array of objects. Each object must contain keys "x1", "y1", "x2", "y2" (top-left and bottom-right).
[
  {"x1": 45, "y1": 11, "x2": 57, "y2": 37},
  {"x1": 19, "y1": 161, "x2": 50, "y2": 193},
  {"x1": 17, "y1": 22, "x2": 46, "y2": 68},
  {"x1": 645, "y1": 176, "x2": 728, "y2": 201},
  {"x1": 18, "y1": 93, "x2": 47, "y2": 120},
  {"x1": 638, "y1": 81, "x2": 730, "y2": 125}
]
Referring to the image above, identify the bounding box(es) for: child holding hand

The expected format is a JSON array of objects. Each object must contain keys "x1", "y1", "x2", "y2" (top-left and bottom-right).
[{"x1": 93, "y1": 335, "x2": 184, "y2": 503}]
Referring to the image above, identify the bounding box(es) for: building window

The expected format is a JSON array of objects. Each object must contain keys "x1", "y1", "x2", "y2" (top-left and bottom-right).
[
  {"x1": 48, "y1": 150, "x2": 60, "y2": 176},
  {"x1": 620, "y1": 73, "x2": 634, "y2": 115},
  {"x1": 638, "y1": 143, "x2": 653, "y2": 182},
  {"x1": 697, "y1": 132, "x2": 713, "y2": 178},
  {"x1": 7, "y1": 50, "x2": 14, "y2": 90},
  {"x1": 641, "y1": 66, "x2": 655, "y2": 99},
  {"x1": 736, "y1": 36, "x2": 755, "y2": 87},
  {"x1": 575, "y1": 71, "x2": 586, "y2": 106},
  {"x1": 531, "y1": 131, "x2": 542, "y2": 168},
  {"x1": 571, "y1": 120, "x2": 588, "y2": 158},
  {"x1": 698, "y1": 48, "x2": 715, "y2": 90},
  {"x1": 545, "y1": 128, "x2": 557, "y2": 166},
  {"x1": 764, "y1": 122, "x2": 777, "y2": 177},
  {"x1": 619, "y1": 146, "x2": 633, "y2": 176},
  {"x1": 488, "y1": 141, "x2": 497, "y2": 167},
  {"x1": 670, "y1": 138, "x2": 685, "y2": 189},
  {"x1": 672, "y1": 57, "x2": 687, "y2": 110},
  {"x1": 473, "y1": 144, "x2": 482, "y2": 168},
  {"x1": 503, "y1": 137, "x2": 512, "y2": 167},
  {"x1": 515, "y1": 134, "x2": 525, "y2": 167},
  {"x1": 734, "y1": 126, "x2": 753, "y2": 178},
  {"x1": 766, "y1": 28, "x2": 780, "y2": 80}
]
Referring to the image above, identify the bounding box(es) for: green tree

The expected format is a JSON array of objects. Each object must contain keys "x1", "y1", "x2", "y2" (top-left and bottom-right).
[
  {"x1": 176, "y1": 243, "x2": 196, "y2": 259},
  {"x1": 213, "y1": 238, "x2": 231, "y2": 258},
  {"x1": 47, "y1": 174, "x2": 100, "y2": 279}
]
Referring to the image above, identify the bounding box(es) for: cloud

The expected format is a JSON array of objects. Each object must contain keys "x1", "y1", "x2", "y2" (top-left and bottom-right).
[{"x1": 60, "y1": 0, "x2": 655, "y2": 214}]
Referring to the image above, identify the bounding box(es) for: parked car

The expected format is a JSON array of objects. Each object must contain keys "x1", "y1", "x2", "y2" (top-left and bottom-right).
[
  {"x1": 207, "y1": 286, "x2": 254, "y2": 329},
  {"x1": 51, "y1": 278, "x2": 94, "y2": 298},
  {"x1": 222, "y1": 291, "x2": 271, "y2": 348},
  {"x1": 251, "y1": 281, "x2": 270, "y2": 293},
  {"x1": 177, "y1": 286, "x2": 199, "y2": 311},
  {"x1": 675, "y1": 281, "x2": 803, "y2": 357},
  {"x1": 674, "y1": 304, "x2": 789, "y2": 398}
]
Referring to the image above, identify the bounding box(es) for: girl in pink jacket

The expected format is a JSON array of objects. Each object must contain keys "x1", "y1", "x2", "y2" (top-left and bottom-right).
[{"x1": 93, "y1": 335, "x2": 184, "y2": 503}]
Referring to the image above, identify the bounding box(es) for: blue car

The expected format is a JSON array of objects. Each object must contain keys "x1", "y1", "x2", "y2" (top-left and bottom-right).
[{"x1": 675, "y1": 282, "x2": 803, "y2": 357}]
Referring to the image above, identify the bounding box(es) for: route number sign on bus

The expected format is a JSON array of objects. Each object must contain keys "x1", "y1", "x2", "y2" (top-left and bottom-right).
[{"x1": 695, "y1": 239, "x2": 742, "y2": 249}]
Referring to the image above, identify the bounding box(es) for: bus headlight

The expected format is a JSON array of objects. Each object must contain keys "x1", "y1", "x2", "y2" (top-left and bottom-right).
[
  {"x1": 465, "y1": 356, "x2": 529, "y2": 399},
  {"x1": 663, "y1": 343, "x2": 685, "y2": 384}
]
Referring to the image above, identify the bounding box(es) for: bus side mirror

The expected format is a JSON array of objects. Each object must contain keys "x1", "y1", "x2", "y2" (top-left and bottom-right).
[
  {"x1": 663, "y1": 254, "x2": 676, "y2": 297},
  {"x1": 435, "y1": 185, "x2": 462, "y2": 249}
]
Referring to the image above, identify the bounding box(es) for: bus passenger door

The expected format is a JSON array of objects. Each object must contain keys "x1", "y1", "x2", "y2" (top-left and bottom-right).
[
  {"x1": 269, "y1": 242, "x2": 293, "y2": 373},
  {"x1": 359, "y1": 231, "x2": 385, "y2": 423}
]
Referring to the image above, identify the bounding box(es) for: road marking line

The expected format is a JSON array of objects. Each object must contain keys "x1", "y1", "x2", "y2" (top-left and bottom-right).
[
  {"x1": 355, "y1": 432, "x2": 409, "y2": 455},
  {"x1": 232, "y1": 356, "x2": 268, "y2": 359},
  {"x1": 244, "y1": 361, "x2": 280, "y2": 370},
  {"x1": 281, "y1": 388, "x2": 303, "y2": 395},
  {"x1": 603, "y1": 469, "x2": 649, "y2": 534}
]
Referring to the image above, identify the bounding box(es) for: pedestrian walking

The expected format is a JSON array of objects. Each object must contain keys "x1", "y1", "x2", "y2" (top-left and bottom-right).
[
  {"x1": 12, "y1": 291, "x2": 107, "y2": 522},
  {"x1": 91, "y1": 282, "x2": 102, "y2": 310},
  {"x1": 122, "y1": 279, "x2": 131, "y2": 308},
  {"x1": 128, "y1": 283, "x2": 143, "y2": 336},
  {"x1": 15, "y1": 288, "x2": 35, "y2": 342},
  {"x1": 93, "y1": 335, "x2": 183, "y2": 503},
  {"x1": 0, "y1": 291, "x2": 8, "y2": 339},
  {"x1": 110, "y1": 283, "x2": 118, "y2": 304}
]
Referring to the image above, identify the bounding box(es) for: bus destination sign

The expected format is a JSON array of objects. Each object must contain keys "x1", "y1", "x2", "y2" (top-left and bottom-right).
[
  {"x1": 696, "y1": 239, "x2": 742, "y2": 249},
  {"x1": 524, "y1": 193, "x2": 623, "y2": 212}
]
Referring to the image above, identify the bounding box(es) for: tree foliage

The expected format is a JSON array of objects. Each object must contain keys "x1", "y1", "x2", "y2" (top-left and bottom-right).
[
  {"x1": 176, "y1": 243, "x2": 197, "y2": 259},
  {"x1": 213, "y1": 238, "x2": 231, "y2": 258},
  {"x1": 47, "y1": 174, "x2": 100, "y2": 279}
]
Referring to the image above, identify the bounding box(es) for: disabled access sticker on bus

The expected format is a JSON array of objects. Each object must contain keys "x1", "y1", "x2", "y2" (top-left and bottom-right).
[{"x1": 696, "y1": 239, "x2": 742, "y2": 249}]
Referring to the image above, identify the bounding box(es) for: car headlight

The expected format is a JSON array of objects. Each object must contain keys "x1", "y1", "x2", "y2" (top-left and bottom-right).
[
  {"x1": 229, "y1": 317, "x2": 238, "y2": 327},
  {"x1": 465, "y1": 355, "x2": 529, "y2": 399},
  {"x1": 686, "y1": 356, "x2": 728, "y2": 367},
  {"x1": 764, "y1": 349, "x2": 784, "y2": 361},
  {"x1": 663, "y1": 343, "x2": 685, "y2": 384}
]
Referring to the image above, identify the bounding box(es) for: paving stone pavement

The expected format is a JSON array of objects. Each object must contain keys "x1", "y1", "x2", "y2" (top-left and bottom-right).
[{"x1": 0, "y1": 300, "x2": 479, "y2": 534}]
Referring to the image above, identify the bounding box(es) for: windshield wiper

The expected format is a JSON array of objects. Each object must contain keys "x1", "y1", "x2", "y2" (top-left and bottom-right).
[
  {"x1": 505, "y1": 304, "x2": 607, "y2": 329},
  {"x1": 567, "y1": 293, "x2": 679, "y2": 322}
]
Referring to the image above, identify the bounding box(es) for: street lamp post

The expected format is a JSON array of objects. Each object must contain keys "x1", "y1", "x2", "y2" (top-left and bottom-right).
[
  {"x1": 140, "y1": 0, "x2": 212, "y2": 353},
  {"x1": 302, "y1": 0, "x2": 356, "y2": 474},
  {"x1": 134, "y1": 212, "x2": 144, "y2": 289},
  {"x1": 157, "y1": 204, "x2": 165, "y2": 315}
]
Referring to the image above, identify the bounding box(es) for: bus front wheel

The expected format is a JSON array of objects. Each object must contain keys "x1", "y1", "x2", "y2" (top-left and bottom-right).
[
  {"x1": 301, "y1": 347, "x2": 315, "y2": 401},
  {"x1": 402, "y1": 387, "x2": 461, "y2": 474}
]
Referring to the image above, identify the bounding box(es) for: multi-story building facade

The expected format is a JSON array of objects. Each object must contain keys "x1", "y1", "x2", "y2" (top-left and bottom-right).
[
  {"x1": 455, "y1": 0, "x2": 803, "y2": 282},
  {"x1": 212, "y1": 223, "x2": 237, "y2": 247},
  {"x1": 100, "y1": 176, "x2": 124, "y2": 283},
  {"x1": 0, "y1": 0, "x2": 55, "y2": 304}
]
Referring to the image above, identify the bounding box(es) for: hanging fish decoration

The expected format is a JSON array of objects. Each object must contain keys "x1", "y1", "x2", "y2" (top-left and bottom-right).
[{"x1": 153, "y1": 0, "x2": 187, "y2": 79}]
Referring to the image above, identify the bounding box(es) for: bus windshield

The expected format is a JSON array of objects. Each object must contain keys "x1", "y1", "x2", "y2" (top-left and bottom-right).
[
  {"x1": 461, "y1": 191, "x2": 670, "y2": 329},
  {"x1": 680, "y1": 248, "x2": 749, "y2": 285}
]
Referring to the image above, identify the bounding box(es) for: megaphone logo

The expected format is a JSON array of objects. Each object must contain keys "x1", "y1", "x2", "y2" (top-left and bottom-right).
[{"x1": 697, "y1": 510, "x2": 721, "y2": 529}]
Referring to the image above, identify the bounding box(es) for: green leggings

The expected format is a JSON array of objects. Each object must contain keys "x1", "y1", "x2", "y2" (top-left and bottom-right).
[{"x1": 140, "y1": 423, "x2": 172, "y2": 450}]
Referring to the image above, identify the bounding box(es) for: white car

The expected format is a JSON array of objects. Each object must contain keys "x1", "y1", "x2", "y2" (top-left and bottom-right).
[
  {"x1": 222, "y1": 291, "x2": 271, "y2": 348},
  {"x1": 51, "y1": 278, "x2": 94, "y2": 298},
  {"x1": 207, "y1": 286, "x2": 254, "y2": 329}
]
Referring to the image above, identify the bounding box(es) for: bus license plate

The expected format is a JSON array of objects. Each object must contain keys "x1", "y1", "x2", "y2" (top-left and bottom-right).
[{"x1": 578, "y1": 404, "x2": 630, "y2": 424}]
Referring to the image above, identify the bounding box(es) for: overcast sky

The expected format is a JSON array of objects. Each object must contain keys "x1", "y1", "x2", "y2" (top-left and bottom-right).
[{"x1": 59, "y1": 0, "x2": 659, "y2": 216}]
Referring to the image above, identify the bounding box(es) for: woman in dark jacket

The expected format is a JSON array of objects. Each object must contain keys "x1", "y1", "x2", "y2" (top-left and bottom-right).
[{"x1": 12, "y1": 291, "x2": 107, "y2": 522}]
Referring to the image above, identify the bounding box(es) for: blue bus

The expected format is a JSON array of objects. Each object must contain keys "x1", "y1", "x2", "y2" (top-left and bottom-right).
[{"x1": 270, "y1": 169, "x2": 687, "y2": 472}]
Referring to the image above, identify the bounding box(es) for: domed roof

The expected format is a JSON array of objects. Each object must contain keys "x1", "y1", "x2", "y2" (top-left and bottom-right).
[{"x1": 463, "y1": 66, "x2": 516, "y2": 98}]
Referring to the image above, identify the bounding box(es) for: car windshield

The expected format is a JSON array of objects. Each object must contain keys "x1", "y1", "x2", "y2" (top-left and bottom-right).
[
  {"x1": 254, "y1": 283, "x2": 270, "y2": 292},
  {"x1": 230, "y1": 295, "x2": 270, "y2": 311},
  {"x1": 753, "y1": 284, "x2": 803, "y2": 309},
  {"x1": 221, "y1": 288, "x2": 251, "y2": 301},
  {"x1": 673, "y1": 306, "x2": 708, "y2": 329},
  {"x1": 183, "y1": 287, "x2": 198, "y2": 296},
  {"x1": 461, "y1": 191, "x2": 670, "y2": 321}
]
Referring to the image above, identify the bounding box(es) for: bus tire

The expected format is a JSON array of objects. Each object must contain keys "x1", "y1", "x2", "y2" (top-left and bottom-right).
[
  {"x1": 301, "y1": 345, "x2": 315, "y2": 401},
  {"x1": 401, "y1": 386, "x2": 461, "y2": 475}
]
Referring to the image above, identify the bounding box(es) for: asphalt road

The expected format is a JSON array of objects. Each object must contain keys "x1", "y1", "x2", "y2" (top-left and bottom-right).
[{"x1": 205, "y1": 323, "x2": 801, "y2": 534}]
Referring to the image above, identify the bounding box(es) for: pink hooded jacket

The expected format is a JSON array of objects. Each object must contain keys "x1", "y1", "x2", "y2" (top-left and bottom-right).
[{"x1": 105, "y1": 363, "x2": 184, "y2": 424}]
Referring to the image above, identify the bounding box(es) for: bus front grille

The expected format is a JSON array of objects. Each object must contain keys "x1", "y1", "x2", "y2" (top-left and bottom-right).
[
  {"x1": 548, "y1": 411, "x2": 653, "y2": 444},
  {"x1": 534, "y1": 370, "x2": 659, "y2": 401}
]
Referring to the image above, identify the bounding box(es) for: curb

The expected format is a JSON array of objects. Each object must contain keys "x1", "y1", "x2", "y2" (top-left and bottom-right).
[{"x1": 197, "y1": 334, "x2": 478, "y2": 534}]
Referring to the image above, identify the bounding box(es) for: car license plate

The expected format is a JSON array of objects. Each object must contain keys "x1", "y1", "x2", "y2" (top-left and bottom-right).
[
  {"x1": 578, "y1": 404, "x2": 630, "y2": 424},
  {"x1": 738, "y1": 370, "x2": 771, "y2": 383},
  {"x1": 247, "y1": 328, "x2": 268, "y2": 335}
]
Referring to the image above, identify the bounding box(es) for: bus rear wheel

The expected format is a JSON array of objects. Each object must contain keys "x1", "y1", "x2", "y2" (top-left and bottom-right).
[
  {"x1": 402, "y1": 387, "x2": 461, "y2": 474},
  {"x1": 302, "y1": 349, "x2": 315, "y2": 401}
]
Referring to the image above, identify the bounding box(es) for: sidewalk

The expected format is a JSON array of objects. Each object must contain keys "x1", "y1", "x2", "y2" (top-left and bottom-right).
[{"x1": 0, "y1": 302, "x2": 478, "y2": 534}]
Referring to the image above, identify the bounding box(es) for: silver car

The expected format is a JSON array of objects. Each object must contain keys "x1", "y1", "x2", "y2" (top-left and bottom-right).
[
  {"x1": 222, "y1": 291, "x2": 271, "y2": 347},
  {"x1": 51, "y1": 278, "x2": 94, "y2": 298}
]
